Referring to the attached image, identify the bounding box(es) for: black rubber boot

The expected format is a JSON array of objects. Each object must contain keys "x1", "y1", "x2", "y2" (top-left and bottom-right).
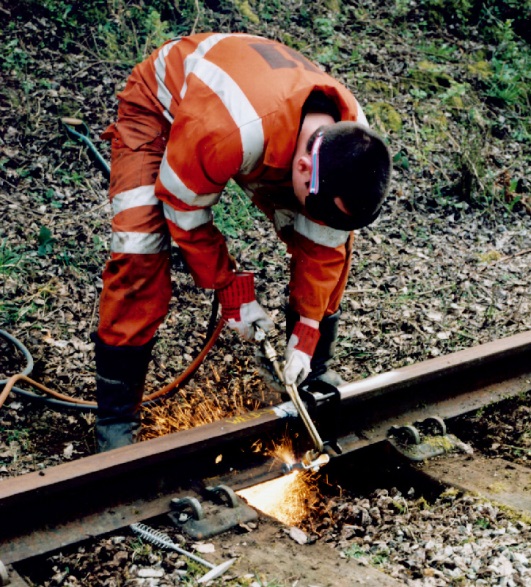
[
  {"x1": 92, "y1": 333, "x2": 154, "y2": 452},
  {"x1": 286, "y1": 306, "x2": 344, "y2": 388}
]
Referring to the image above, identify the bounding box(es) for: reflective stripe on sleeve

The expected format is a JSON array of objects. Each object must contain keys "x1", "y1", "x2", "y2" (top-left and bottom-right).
[
  {"x1": 111, "y1": 232, "x2": 169, "y2": 254},
  {"x1": 294, "y1": 214, "x2": 350, "y2": 248},
  {"x1": 154, "y1": 39, "x2": 182, "y2": 115},
  {"x1": 163, "y1": 202, "x2": 213, "y2": 231},
  {"x1": 112, "y1": 185, "x2": 159, "y2": 215},
  {"x1": 158, "y1": 151, "x2": 221, "y2": 207}
]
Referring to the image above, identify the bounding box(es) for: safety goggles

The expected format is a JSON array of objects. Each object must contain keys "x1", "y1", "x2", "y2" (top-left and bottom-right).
[{"x1": 305, "y1": 132, "x2": 380, "y2": 231}]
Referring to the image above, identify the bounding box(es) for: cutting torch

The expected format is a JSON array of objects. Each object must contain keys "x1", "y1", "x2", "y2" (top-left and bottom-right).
[{"x1": 255, "y1": 328, "x2": 331, "y2": 473}]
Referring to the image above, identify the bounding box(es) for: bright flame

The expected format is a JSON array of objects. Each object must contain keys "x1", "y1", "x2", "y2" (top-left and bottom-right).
[
  {"x1": 141, "y1": 375, "x2": 320, "y2": 527},
  {"x1": 237, "y1": 438, "x2": 320, "y2": 526},
  {"x1": 237, "y1": 470, "x2": 314, "y2": 526}
]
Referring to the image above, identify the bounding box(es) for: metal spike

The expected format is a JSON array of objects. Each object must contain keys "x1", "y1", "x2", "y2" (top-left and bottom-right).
[{"x1": 130, "y1": 523, "x2": 236, "y2": 582}]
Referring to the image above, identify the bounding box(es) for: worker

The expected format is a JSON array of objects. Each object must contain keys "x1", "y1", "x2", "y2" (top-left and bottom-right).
[{"x1": 93, "y1": 32, "x2": 392, "y2": 452}]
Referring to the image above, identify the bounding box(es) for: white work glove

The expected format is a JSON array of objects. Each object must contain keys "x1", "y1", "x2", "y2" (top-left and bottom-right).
[
  {"x1": 217, "y1": 272, "x2": 274, "y2": 341},
  {"x1": 284, "y1": 321, "x2": 320, "y2": 385}
]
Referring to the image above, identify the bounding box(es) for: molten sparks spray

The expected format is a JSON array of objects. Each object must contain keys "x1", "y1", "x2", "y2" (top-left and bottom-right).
[
  {"x1": 142, "y1": 382, "x2": 261, "y2": 439},
  {"x1": 141, "y1": 361, "x2": 277, "y2": 439},
  {"x1": 140, "y1": 366, "x2": 319, "y2": 526},
  {"x1": 237, "y1": 439, "x2": 320, "y2": 526}
]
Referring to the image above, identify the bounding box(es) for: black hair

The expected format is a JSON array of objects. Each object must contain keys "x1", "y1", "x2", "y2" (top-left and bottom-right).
[
  {"x1": 307, "y1": 122, "x2": 392, "y2": 223},
  {"x1": 302, "y1": 91, "x2": 341, "y2": 121}
]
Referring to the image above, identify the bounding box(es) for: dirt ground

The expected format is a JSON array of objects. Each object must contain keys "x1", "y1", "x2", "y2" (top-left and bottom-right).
[{"x1": 1, "y1": 1, "x2": 531, "y2": 585}]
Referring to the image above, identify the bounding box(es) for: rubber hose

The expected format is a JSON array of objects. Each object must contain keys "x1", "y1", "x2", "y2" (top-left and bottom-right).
[{"x1": 0, "y1": 295, "x2": 222, "y2": 412}]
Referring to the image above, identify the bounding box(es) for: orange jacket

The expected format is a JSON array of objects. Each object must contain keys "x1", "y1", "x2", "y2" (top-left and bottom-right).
[{"x1": 118, "y1": 33, "x2": 362, "y2": 321}]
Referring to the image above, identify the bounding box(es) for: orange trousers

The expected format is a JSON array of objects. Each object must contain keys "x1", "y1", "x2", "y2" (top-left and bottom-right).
[{"x1": 97, "y1": 103, "x2": 174, "y2": 347}]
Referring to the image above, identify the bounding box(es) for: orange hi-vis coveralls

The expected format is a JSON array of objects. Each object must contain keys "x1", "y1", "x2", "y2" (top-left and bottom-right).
[{"x1": 98, "y1": 32, "x2": 366, "y2": 347}]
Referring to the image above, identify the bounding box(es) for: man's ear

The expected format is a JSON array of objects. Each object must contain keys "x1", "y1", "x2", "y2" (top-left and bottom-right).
[{"x1": 295, "y1": 154, "x2": 312, "y2": 178}]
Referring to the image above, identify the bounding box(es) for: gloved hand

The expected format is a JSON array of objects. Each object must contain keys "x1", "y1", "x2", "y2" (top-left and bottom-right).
[
  {"x1": 284, "y1": 321, "x2": 320, "y2": 385},
  {"x1": 217, "y1": 272, "x2": 274, "y2": 341}
]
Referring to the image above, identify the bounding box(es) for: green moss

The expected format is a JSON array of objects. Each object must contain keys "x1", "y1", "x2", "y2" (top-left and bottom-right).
[
  {"x1": 447, "y1": 94, "x2": 465, "y2": 109},
  {"x1": 281, "y1": 33, "x2": 306, "y2": 52},
  {"x1": 365, "y1": 102, "x2": 402, "y2": 133},
  {"x1": 415, "y1": 496, "x2": 431, "y2": 510},
  {"x1": 479, "y1": 250, "x2": 503, "y2": 263},
  {"x1": 363, "y1": 80, "x2": 394, "y2": 98},
  {"x1": 467, "y1": 60, "x2": 493, "y2": 80},
  {"x1": 495, "y1": 503, "x2": 531, "y2": 526},
  {"x1": 324, "y1": 0, "x2": 341, "y2": 11},
  {"x1": 423, "y1": 435, "x2": 455, "y2": 452},
  {"x1": 440, "y1": 487, "x2": 460, "y2": 499},
  {"x1": 486, "y1": 481, "x2": 509, "y2": 494},
  {"x1": 410, "y1": 60, "x2": 454, "y2": 93},
  {"x1": 233, "y1": 0, "x2": 259, "y2": 24}
]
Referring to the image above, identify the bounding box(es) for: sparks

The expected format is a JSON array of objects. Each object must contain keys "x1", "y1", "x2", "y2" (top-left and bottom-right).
[
  {"x1": 141, "y1": 386, "x2": 261, "y2": 439},
  {"x1": 237, "y1": 471, "x2": 314, "y2": 526},
  {"x1": 237, "y1": 439, "x2": 320, "y2": 526}
]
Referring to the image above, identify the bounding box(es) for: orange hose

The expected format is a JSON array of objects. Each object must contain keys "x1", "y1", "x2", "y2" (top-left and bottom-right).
[
  {"x1": 1, "y1": 374, "x2": 96, "y2": 407},
  {"x1": 143, "y1": 318, "x2": 225, "y2": 402},
  {"x1": 0, "y1": 320, "x2": 225, "y2": 411}
]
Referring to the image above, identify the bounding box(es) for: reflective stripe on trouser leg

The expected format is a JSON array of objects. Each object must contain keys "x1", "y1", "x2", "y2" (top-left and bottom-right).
[
  {"x1": 98, "y1": 110, "x2": 172, "y2": 347},
  {"x1": 99, "y1": 185, "x2": 171, "y2": 347}
]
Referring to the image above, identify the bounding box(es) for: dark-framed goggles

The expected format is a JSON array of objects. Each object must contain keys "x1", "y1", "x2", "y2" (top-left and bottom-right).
[{"x1": 305, "y1": 132, "x2": 381, "y2": 231}]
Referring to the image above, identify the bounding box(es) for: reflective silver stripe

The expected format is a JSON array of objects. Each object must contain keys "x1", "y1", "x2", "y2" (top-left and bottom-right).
[
  {"x1": 158, "y1": 151, "x2": 221, "y2": 207},
  {"x1": 154, "y1": 39, "x2": 181, "y2": 116},
  {"x1": 112, "y1": 185, "x2": 159, "y2": 215},
  {"x1": 181, "y1": 35, "x2": 264, "y2": 174},
  {"x1": 294, "y1": 214, "x2": 350, "y2": 248},
  {"x1": 179, "y1": 33, "x2": 232, "y2": 97},
  {"x1": 163, "y1": 202, "x2": 212, "y2": 231},
  {"x1": 355, "y1": 99, "x2": 369, "y2": 127},
  {"x1": 111, "y1": 232, "x2": 169, "y2": 254},
  {"x1": 273, "y1": 208, "x2": 295, "y2": 233}
]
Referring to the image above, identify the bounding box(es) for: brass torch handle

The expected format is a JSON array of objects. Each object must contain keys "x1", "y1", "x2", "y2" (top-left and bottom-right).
[
  {"x1": 256, "y1": 328, "x2": 325, "y2": 454},
  {"x1": 284, "y1": 382, "x2": 325, "y2": 454},
  {"x1": 260, "y1": 336, "x2": 285, "y2": 383}
]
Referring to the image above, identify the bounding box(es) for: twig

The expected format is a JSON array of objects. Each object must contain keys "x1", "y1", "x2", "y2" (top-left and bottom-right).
[
  {"x1": 445, "y1": 131, "x2": 486, "y2": 193},
  {"x1": 498, "y1": 247, "x2": 531, "y2": 263},
  {"x1": 344, "y1": 289, "x2": 376, "y2": 295},
  {"x1": 345, "y1": 283, "x2": 455, "y2": 297},
  {"x1": 191, "y1": 0, "x2": 201, "y2": 34},
  {"x1": 411, "y1": 113, "x2": 421, "y2": 153},
  {"x1": 415, "y1": 283, "x2": 456, "y2": 297},
  {"x1": 479, "y1": 247, "x2": 531, "y2": 272}
]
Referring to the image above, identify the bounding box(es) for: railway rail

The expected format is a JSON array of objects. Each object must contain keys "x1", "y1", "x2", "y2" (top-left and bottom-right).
[{"x1": 1, "y1": 330, "x2": 530, "y2": 586}]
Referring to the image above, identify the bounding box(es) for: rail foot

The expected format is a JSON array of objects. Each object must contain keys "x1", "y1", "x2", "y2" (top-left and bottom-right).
[
  {"x1": 387, "y1": 416, "x2": 473, "y2": 462},
  {"x1": 169, "y1": 484, "x2": 258, "y2": 539}
]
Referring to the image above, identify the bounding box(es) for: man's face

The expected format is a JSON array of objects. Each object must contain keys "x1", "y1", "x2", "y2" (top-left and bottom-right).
[{"x1": 291, "y1": 150, "x2": 352, "y2": 218}]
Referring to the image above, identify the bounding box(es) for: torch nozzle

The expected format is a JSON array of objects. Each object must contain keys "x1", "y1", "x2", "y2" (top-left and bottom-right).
[{"x1": 281, "y1": 452, "x2": 330, "y2": 474}]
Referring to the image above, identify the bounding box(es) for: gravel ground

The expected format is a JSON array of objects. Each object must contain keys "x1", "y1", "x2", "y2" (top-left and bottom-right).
[{"x1": 1, "y1": 1, "x2": 530, "y2": 585}]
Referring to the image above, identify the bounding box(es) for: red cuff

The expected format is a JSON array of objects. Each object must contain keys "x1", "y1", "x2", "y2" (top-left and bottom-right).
[
  {"x1": 292, "y1": 322, "x2": 320, "y2": 356},
  {"x1": 217, "y1": 272, "x2": 255, "y2": 320}
]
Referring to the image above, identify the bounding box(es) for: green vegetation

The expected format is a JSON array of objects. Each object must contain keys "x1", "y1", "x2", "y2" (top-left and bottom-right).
[
  {"x1": 1, "y1": 0, "x2": 529, "y2": 336},
  {"x1": 213, "y1": 181, "x2": 265, "y2": 240}
]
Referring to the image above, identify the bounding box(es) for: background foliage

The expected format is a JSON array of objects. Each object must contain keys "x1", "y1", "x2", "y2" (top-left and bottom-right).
[{"x1": 1, "y1": 0, "x2": 529, "y2": 347}]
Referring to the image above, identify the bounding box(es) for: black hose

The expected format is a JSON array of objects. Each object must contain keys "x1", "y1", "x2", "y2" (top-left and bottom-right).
[
  {"x1": 0, "y1": 329, "x2": 33, "y2": 376},
  {"x1": 0, "y1": 328, "x2": 97, "y2": 411},
  {"x1": 0, "y1": 295, "x2": 221, "y2": 412}
]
